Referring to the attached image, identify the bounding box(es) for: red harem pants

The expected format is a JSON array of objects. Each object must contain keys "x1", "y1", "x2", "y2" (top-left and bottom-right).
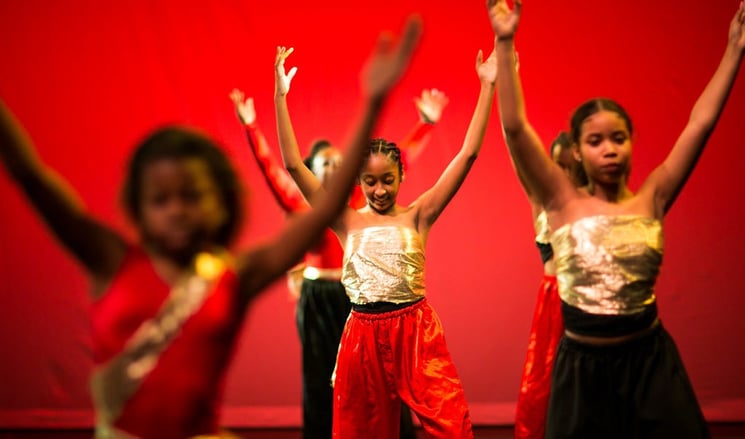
[
  {"x1": 514, "y1": 274, "x2": 564, "y2": 439},
  {"x1": 332, "y1": 298, "x2": 473, "y2": 439}
]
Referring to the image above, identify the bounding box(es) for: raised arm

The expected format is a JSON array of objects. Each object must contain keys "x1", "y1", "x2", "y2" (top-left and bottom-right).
[
  {"x1": 398, "y1": 88, "x2": 449, "y2": 165},
  {"x1": 0, "y1": 99, "x2": 126, "y2": 291},
  {"x1": 645, "y1": 3, "x2": 745, "y2": 216},
  {"x1": 415, "y1": 46, "x2": 496, "y2": 229},
  {"x1": 274, "y1": 47, "x2": 325, "y2": 203},
  {"x1": 237, "y1": 16, "x2": 422, "y2": 299},
  {"x1": 488, "y1": 0, "x2": 573, "y2": 211},
  {"x1": 230, "y1": 89, "x2": 307, "y2": 213}
]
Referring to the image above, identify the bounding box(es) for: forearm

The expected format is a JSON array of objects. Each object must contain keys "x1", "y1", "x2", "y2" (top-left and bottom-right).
[
  {"x1": 398, "y1": 120, "x2": 434, "y2": 163},
  {"x1": 460, "y1": 81, "x2": 495, "y2": 159},
  {"x1": 0, "y1": 100, "x2": 45, "y2": 182},
  {"x1": 496, "y1": 38, "x2": 528, "y2": 136},
  {"x1": 689, "y1": 45, "x2": 743, "y2": 129},
  {"x1": 274, "y1": 93, "x2": 304, "y2": 171}
]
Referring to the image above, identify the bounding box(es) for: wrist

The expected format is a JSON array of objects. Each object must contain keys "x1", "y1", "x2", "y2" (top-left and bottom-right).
[{"x1": 496, "y1": 35, "x2": 515, "y2": 44}]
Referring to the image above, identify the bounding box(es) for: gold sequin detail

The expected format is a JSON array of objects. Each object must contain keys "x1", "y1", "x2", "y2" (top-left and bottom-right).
[
  {"x1": 342, "y1": 226, "x2": 426, "y2": 304},
  {"x1": 534, "y1": 210, "x2": 551, "y2": 244},
  {"x1": 551, "y1": 215, "x2": 663, "y2": 315}
]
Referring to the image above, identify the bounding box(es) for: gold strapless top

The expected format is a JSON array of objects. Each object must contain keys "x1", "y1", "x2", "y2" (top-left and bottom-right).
[
  {"x1": 534, "y1": 210, "x2": 550, "y2": 244},
  {"x1": 550, "y1": 215, "x2": 663, "y2": 315},
  {"x1": 342, "y1": 225, "x2": 426, "y2": 304}
]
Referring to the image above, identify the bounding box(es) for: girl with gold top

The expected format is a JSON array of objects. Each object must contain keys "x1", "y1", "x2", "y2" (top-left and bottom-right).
[
  {"x1": 274, "y1": 34, "x2": 497, "y2": 438},
  {"x1": 488, "y1": 0, "x2": 745, "y2": 437},
  {"x1": 227, "y1": 88, "x2": 447, "y2": 439}
]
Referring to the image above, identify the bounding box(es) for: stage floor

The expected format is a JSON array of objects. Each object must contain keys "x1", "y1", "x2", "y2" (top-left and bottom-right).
[{"x1": 2, "y1": 424, "x2": 745, "y2": 439}]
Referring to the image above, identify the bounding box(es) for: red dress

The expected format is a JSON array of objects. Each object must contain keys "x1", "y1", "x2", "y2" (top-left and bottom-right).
[{"x1": 91, "y1": 247, "x2": 243, "y2": 438}]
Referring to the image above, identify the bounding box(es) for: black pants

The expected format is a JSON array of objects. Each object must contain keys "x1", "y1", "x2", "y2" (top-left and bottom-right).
[
  {"x1": 296, "y1": 278, "x2": 415, "y2": 439},
  {"x1": 546, "y1": 324, "x2": 709, "y2": 439}
]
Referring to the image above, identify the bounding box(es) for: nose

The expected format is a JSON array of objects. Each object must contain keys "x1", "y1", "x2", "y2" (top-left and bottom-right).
[
  {"x1": 603, "y1": 139, "x2": 618, "y2": 156},
  {"x1": 165, "y1": 197, "x2": 189, "y2": 219},
  {"x1": 374, "y1": 184, "x2": 387, "y2": 197}
]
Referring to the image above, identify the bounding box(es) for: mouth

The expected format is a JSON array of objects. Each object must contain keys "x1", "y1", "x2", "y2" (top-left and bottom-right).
[
  {"x1": 371, "y1": 198, "x2": 389, "y2": 211},
  {"x1": 601, "y1": 164, "x2": 621, "y2": 173}
]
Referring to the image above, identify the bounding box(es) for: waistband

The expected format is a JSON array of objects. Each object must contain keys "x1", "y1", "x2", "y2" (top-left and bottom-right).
[
  {"x1": 564, "y1": 318, "x2": 661, "y2": 347},
  {"x1": 351, "y1": 297, "x2": 426, "y2": 318},
  {"x1": 303, "y1": 266, "x2": 343, "y2": 281}
]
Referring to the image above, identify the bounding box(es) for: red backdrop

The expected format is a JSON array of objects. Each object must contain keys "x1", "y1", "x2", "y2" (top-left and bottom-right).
[{"x1": 1, "y1": 0, "x2": 743, "y2": 428}]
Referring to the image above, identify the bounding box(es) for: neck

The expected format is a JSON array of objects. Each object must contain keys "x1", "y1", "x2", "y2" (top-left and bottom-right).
[{"x1": 586, "y1": 179, "x2": 632, "y2": 203}]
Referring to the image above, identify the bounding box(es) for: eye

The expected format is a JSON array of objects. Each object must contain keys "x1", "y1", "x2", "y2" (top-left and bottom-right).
[{"x1": 613, "y1": 133, "x2": 627, "y2": 144}]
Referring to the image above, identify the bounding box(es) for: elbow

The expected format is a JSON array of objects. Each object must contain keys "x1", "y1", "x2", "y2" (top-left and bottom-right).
[
  {"x1": 501, "y1": 120, "x2": 526, "y2": 139},
  {"x1": 285, "y1": 163, "x2": 302, "y2": 178}
]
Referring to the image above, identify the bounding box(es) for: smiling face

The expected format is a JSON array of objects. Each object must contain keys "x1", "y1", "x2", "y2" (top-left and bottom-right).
[
  {"x1": 574, "y1": 110, "x2": 632, "y2": 186},
  {"x1": 137, "y1": 157, "x2": 228, "y2": 262},
  {"x1": 360, "y1": 152, "x2": 402, "y2": 214}
]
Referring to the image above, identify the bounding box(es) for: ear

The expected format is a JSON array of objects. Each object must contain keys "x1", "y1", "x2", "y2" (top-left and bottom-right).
[
  {"x1": 400, "y1": 171, "x2": 406, "y2": 183},
  {"x1": 572, "y1": 143, "x2": 582, "y2": 162}
]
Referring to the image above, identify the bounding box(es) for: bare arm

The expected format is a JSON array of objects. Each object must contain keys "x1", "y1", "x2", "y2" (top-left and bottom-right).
[
  {"x1": 274, "y1": 47, "x2": 325, "y2": 202},
  {"x1": 0, "y1": 99, "x2": 126, "y2": 291},
  {"x1": 237, "y1": 16, "x2": 423, "y2": 299},
  {"x1": 415, "y1": 47, "x2": 496, "y2": 228},
  {"x1": 644, "y1": 4, "x2": 745, "y2": 216},
  {"x1": 488, "y1": 0, "x2": 574, "y2": 211}
]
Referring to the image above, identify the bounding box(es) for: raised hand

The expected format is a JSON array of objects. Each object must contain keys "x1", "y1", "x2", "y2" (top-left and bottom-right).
[
  {"x1": 275, "y1": 46, "x2": 298, "y2": 97},
  {"x1": 476, "y1": 45, "x2": 498, "y2": 85},
  {"x1": 729, "y1": 1, "x2": 745, "y2": 51},
  {"x1": 229, "y1": 89, "x2": 256, "y2": 126},
  {"x1": 361, "y1": 15, "x2": 423, "y2": 99},
  {"x1": 415, "y1": 89, "x2": 449, "y2": 124},
  {"x1": 487, "y1": 0, "x2": 522, "y2": 40}
]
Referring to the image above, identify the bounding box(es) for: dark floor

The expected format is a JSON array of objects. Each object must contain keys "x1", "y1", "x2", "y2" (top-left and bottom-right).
[{"x1": 2, "y1": 424, "x2": 745, "y2": 438}]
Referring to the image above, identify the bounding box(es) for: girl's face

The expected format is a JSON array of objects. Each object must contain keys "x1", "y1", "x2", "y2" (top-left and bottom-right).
[
  {"x1": 137, "y1": 157, "x2": 227, "y2": 260},
  {"x1": 574, "y1": 110, "x2": 632, "y2": 186},
  {"x1": 311, "y1": 146, "x2": 342, "y2": 187},
  {"x1": 359, "y1": 153, "x2": 401, "y2": 214}
]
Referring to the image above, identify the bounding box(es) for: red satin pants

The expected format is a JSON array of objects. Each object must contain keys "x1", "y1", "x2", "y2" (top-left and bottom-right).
[
  {"x1": 514, "y1": 275, "x2": 564, "y2": 439},
  {"x1": 332, "y1": 298, "x2": 473, "y2": 439}
]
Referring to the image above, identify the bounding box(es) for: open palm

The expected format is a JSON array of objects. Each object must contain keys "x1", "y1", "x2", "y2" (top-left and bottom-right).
[
  {"x1": 729, "y1": 2, "x2": 745, "y2": 51},
  {"x1": 477, "y1": 46, "x2": 498, "y2": 85},
  {"x1": 275, "y1": 46, "x2": 298, "y2": 97},
  {"x1": 362, "y1": 16, "x2": 423, "y2": 98},
  {"x1": 229, "y1": 89, "x2": 256, "y2": 125}
]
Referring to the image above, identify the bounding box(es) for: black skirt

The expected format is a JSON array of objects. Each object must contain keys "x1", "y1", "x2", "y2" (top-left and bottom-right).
[{"x1": 546, "y1": 323, "x2": 709, "y2": 439}]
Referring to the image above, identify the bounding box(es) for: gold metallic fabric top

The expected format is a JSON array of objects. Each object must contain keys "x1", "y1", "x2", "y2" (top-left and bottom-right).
[
  {"x1": 342, "y1": 225, "x2": 426, "y2": 304},
  {"x1": 550, "y1": 215, "x2": 663, "y2": 315},
  {"x1": 534, "y1": 210, "x2": 550, "y2": 244}
]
